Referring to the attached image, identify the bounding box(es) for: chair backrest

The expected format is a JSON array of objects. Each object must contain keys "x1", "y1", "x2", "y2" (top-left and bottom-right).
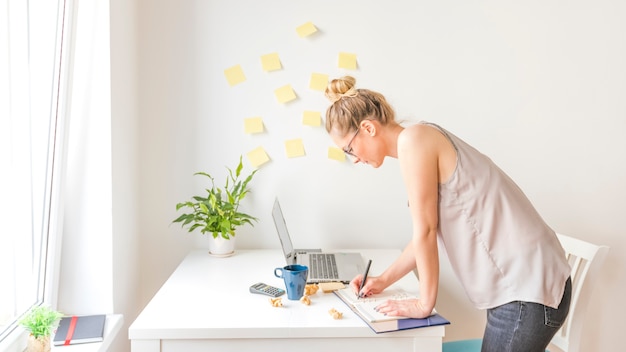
[{"x1": 550, "y1": 233, "x2": 609, "y2": 352}]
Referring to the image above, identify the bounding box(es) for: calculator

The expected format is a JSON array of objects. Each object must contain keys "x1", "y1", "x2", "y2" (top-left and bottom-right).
[{"x1": 249, "y1": 282, "x2": 285, "y2": 297}]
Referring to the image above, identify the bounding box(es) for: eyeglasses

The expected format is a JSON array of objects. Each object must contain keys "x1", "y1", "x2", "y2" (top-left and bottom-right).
[{"x1": 342, "y1": 128, "x2": 360, "y2": 157}]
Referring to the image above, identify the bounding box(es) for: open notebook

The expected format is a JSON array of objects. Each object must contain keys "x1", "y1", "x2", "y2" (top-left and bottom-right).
[{"x1": 334, "y1": 287, "x2": 450, "y2": 333}]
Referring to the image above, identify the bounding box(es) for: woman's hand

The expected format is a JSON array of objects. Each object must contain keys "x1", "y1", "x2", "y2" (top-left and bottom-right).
[
  {"x1": 374, "y1": 298, "x2": 433, "y2": 319},
  {"x1": 349, "y1": 275, "x2": 385, "y2": 298}
]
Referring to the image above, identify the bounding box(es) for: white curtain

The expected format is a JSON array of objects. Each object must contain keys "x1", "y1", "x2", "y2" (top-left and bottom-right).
[{"x1": 56, "y1": 0, "x2": 115, "y2": 316}]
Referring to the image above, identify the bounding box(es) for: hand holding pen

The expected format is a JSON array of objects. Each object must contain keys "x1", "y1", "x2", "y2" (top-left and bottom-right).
[{"x1": 357, "y1": 259, "x2": 372, "y2": 299}]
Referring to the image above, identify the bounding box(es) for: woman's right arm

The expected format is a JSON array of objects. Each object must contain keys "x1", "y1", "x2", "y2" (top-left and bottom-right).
[{"x1": 350, "y1": 241, "x2": 418, "y2": 296}]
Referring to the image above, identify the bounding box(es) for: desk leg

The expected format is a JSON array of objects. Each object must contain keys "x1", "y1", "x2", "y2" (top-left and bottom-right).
[{"x1": 131, "y1": 339, "x2": 160, "y2": 352}]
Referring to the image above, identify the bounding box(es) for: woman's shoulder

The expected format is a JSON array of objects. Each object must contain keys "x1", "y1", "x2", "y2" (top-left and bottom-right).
[
  {"x1": 398, "y1": 122, "x2": 458, "y2": 183},
  {"x1": 399, "y1": 123, "x2": 445, "y2": 145}
]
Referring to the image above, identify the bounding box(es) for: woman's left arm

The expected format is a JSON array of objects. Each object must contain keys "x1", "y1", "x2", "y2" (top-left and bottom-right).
[{"x1": 378, "y1": 125, "x2": 442, "y2": 318}]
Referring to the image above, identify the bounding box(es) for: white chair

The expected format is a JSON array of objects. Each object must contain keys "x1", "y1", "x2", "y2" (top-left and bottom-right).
[{"x1": 443, "y1": 233, "x2": 609, "y2": 352}]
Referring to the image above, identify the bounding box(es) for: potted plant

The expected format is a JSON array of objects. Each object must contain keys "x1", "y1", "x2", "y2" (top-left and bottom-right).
[
  {"x1": 19, "y1": 305, "x2": 63, "y2": 352},
  {"x1": 173, "y1": 156, "x2": 258, "y2": 256}
]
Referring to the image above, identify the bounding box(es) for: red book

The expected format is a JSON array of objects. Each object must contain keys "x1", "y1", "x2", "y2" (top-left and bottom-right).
[{"x1": 53, "y1": 315, "x2": 106, "y2": 346}]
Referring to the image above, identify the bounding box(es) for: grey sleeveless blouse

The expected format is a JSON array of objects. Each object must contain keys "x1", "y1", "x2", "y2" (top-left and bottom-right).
[{"x1": 424, "y1": 122, "x2": 571, "y2": 309}]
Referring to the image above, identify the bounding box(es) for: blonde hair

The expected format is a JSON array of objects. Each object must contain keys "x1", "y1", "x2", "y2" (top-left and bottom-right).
[{"x1": 324, "y1": 76, "x2": 396, "y2": 135}]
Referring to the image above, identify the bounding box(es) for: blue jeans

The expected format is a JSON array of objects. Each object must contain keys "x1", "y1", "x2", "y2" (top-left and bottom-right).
[{"x1": 481, "y1": 277, "x2": 572, "y2": 352}]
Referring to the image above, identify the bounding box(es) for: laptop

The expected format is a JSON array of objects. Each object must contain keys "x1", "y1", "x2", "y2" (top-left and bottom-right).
[{"x1": 271, "y1": 198, "x2": 365, "y2": 284}]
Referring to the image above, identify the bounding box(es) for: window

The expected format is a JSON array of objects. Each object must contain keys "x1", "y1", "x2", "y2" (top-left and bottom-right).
[{"x1": 0, "y1": 0, "x2": 68, "y2": 344}]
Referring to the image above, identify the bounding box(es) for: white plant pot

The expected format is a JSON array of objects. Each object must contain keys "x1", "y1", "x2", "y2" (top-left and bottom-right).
[{"x1": 207, "y1": 234, "x2": 236, "y2": 257}]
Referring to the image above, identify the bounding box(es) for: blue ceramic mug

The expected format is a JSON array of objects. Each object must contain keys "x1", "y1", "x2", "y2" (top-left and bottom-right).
[{"x1": 274, "y1": 264, "x2": 308, "y2": 300}]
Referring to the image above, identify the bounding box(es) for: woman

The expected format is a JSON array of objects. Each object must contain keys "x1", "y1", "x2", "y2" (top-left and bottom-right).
[{"x1": 325, "y1": 76, "x2": 572, "y2": 352}]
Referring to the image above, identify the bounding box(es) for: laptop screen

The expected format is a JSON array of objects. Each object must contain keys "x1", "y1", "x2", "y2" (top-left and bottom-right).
[{"x1": 272, "y1": 198, "x2": 295, "y2": 263}]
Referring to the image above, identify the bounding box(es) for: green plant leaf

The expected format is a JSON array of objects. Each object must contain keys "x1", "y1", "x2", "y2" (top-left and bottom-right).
[
  {"x1": 172, "y1": 213, "x2": 188, "y2": 223},
  {"x1": 189, "y1": 223, "x2": 202, "y2": 232},
  {"x1": 235, "y1": 155, "x2": 243, "y2": 177}
]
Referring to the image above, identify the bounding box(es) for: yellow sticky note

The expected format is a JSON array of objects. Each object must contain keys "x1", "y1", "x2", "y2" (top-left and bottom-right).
[
  {"x1": 261, "y1": 53, "x2": 282, "y2": 72},
  {"x1": 244, "y1": 117, "x2": 264, "y2": 134},
  {"x1": 328, "y1": 147, "x2": 346, "y2": 162},
  {"x1": 338, "y1": 52, "x2": 357, "y2": 70},
  {"x1": 224, "y1": 64, "x2": 246, "y2": 86},
  {"x1": 296, "y1": 22, "x2": 318, "y2": 37},
  {"x1": 247, "y1": 146, "x2": 270, "y2": 168},
  {"x1": 274, "y1": 84, "x2": 297, "y2": 104},
  {"x1": 285, "y1": 139, "x2": 305, "y2": 158},
  {"x1": 309, "y1": 73, "x2": 328, "y2": 91},
  {"x1": 302, "y1": 111, "x2": 322, "y2": 127}
]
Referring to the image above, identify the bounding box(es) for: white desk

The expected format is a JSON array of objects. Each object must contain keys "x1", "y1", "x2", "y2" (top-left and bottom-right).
[{"x1": 129, "y1": 249, "x2": 445, "y2": 352}]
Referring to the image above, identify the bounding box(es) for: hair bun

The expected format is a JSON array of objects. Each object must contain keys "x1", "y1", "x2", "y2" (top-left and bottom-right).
[{"x1": 325, "y1": 76, "x2": 358, "y2": 103}]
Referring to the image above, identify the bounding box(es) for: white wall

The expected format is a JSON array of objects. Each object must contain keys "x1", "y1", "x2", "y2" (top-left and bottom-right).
[{"x1": 131, "y1": 0, "x2": 626, "y2": 350}]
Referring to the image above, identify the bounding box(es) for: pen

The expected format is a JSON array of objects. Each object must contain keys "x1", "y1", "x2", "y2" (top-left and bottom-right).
[{"x1": 358, "y1": 259, "x2": 372, "y2": 299}]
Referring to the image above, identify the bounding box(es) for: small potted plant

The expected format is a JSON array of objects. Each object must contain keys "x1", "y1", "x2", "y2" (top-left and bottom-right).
[
  {"x1": 19, "y1": 305, "x2": 63, "y2": 352},
  {"x1": 173, "y1": 156, "x2": 258, "y2": 256}
]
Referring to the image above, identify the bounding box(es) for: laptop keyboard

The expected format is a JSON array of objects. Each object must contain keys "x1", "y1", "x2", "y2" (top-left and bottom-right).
[{"x1": 309, "y1": 253, "x2": 340, "y2": 280}]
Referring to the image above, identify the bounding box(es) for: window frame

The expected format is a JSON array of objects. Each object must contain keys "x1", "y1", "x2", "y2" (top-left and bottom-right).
[{"x1": 0, "y1": 0, "x2": 72, "y2": 349}]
